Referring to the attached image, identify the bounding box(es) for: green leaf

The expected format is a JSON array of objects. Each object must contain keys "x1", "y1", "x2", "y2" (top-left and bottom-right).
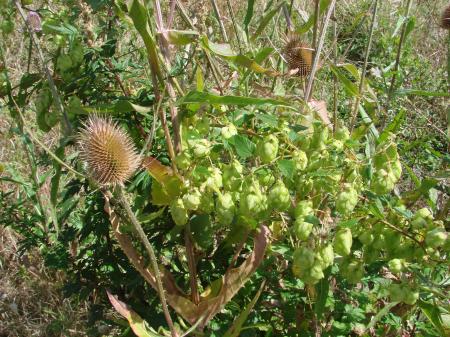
[
  {"x1": 278, "y1": 159, "x2": 295, "y2": 179},
  {"x1": 114, "y1": 100, "x2": 152, "y2": 116},
  {"x1": 394, "y1": 89, "x2": 450, "y2": 97},
  {"x1": 243, "y1": 0, "x2": 255, "y2": 35},
  {"x1": 165, "y1": 29, "x2": 199, "y2": 45},
  {"x1": 223, "y1": 280, "x2": 266, "y2": 337},
  {"x1": 201, "y1": 37, "x2": 277, "y2": 76},
  {"x1": 177, "y1": 91, "x2": 294, "y2": 108},
  {"x1": 251, "y1": 2, "x2": 284, "y2": 41},
  {"x1": 378, "y1": 109, "x2": 405, "y2": 143},
  {"x1": 107, "y1": 291, "x2": 165, "y2": 337},
  {"x1": 404, "y1": 16, "x2": 416, "y2": 40},
  {"x1": 315, "y1": 268, "x2": 331, "y2": 320},
  {"x1": 297, "y1": 0, "x2": 331, "y2": 34},
  {"x1": 330, "y1": 65, "x2": 358, "y2": 96},
  {"x1": 190, "y1": 214, "x2": 214, "y2": 249},
  {"x1": 229, "y1": 135, "x2": 255, "y2": 159},
  {"x1": 417, "y1": 300, "x2": 445, "y2": 336}
]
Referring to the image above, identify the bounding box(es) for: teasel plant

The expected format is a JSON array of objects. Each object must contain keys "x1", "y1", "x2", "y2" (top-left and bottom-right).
[{"x1": 77, "y1": 116, "x2": 179, "y2": 337}]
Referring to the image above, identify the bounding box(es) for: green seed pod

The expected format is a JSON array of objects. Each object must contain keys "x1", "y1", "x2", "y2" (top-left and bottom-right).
[
  {"x1": 294, "y1": 200, "x2": 314, "y2": 219},
  {"x1": 216, "y1": 192, "x2": 236, "y2": 226},
  {"x1": 292, "y1": 150, "x2": 308, "y2": 171},
  {"x1": 308, "y1": 263, "x2": 325, "y2": 283},
  {"x1": 1, "y1": 19, "x2": 14, "y2": 34},
  {"x1": 292, "y1": 246, "x2": 315, "y2": 275},
  {"x1": 336, "y1": 183, "x2": 358, "y2": 215},
  {"x1": 268, "y1": 181, "x2": 291, "y2": 211},
  {"x1": 403, "y1": 290, "x2": 419, "y2": 305},
  {"x1": 335, "y1": 126, "x2": 350, "y2": 141},
  {"x1": 205, "y1": 167, "x2": 223, "y2": 191},
  {"x1": 296, "y1": 176, "x2": 313, "y2": 196},
  {"x1": 239, "y1": 179, "x2": 268, "y2": 219},
  {"x1": 425, "y1": 228, "x2": 448, "y2": 248},
  {"x1": 334, "y1": 228, "x2": 352, "y2": 256},
  {"x1": 388, "y1": 258, "x2": 405, "y2": 274},
  {"x1": 221, "y1": 123, "x2": 237, "y2": 139},
  {"x1": 70, "y1": 39, "x2": 84, "y2": 66},
  {"x1": 175, "y1": 151, "x2": 192, "y2": 171},
  {"x1": 191, "y1": 139, "x2": 211, "y2": 158},
  {"x1": 293, "y1": 220, "x2": 313, "y2": 241},
  {"x1": 391, "y1": 160, "x2": 402, "y2": 180},
  {"x1": 316, "y1": 244, "x2": 334, "y2": 269},
  {"x1": 182, "y1": 188, "x2": 202, "y2": 210},
  {"x1": 223, "y1": 160, "x2": 243, "y2": 192},
  {"x1": 358, "y1": 231, "x2": 374, "y2": 246},
  {"x1": 256, "y1": 134, "x2": 279, "y2": 163},
  {"x1": 198, "y1": 190, "x2": 214, "y2": 214},
  {"x1": 57, "y1": 54, "x2": 73, "y2": 72},
  {"x1": 170, "y1": 198, "x2": 188, "y2": 226},
  {"x1": 371, "y1": 169, "x2": 396, "y2": 195},
  {"x1": 256, "y1": 168, "x2": 275, "y2": 187},
  {"x1": 411, "y1": 208, "x2": 433, "y2": 229},
  {"x1": 385, "y1": 142, "x2": 399, "y2": 161},
  {"x1": 388, "y1": 284, "x2": 405, "y2": 302}
]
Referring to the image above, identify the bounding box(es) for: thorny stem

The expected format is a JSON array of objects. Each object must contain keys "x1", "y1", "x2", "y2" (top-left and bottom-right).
[
  {"x1": 226, "y1": 0, "x2": 243, "y2": 53},
  {"x1": 15, "y1": 1, "x2": 72, "y2": 135},
  {"x1": 349, "y1": 0, "x2": 379, "y2": 132},
  {"x1": 304, "y1": 0, "x2": 337, "y2": 102},
  {"x1": 387, "y1": 0, "x2": 414, "y2": 102},
  {"x1": 116, "y1": 186, "x2": 178, "y2": 337},
  {"x1": 210, "y1": 0, "x2": 229, "y2": 42},
  {"x1": 185, "y1": 225, "x2": 200, "y2": 305},
  {"x1": 312, "y1": 0, "x2": 321, "y2": 53}
]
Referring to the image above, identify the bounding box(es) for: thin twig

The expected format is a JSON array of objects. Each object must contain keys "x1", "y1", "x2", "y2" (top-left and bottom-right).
[
  {"x1": 304, "y1": 0, "x2": 337, "y2": 102},
  {"x1": 312, "y1": 0, "x2": 321, "y2": 52},
  {"x1": 15, "y1": 0, "x2": 72, "y2": 135},
  {"x1": 116, "y1": 186, "x2": 178, "y2": 337},
  {"x1": 349, "y1": 0, "x2": 379, "y2": 131}
]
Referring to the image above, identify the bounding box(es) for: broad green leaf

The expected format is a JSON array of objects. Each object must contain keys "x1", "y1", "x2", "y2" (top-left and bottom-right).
[
  {"x1": 229, "y1": 134, "x2": 256, "y2": 159},
  {"x1": 392, "y1": 16, "x2": 407, "y2": 38},
  {"x1": 177, "y1": 91, "x2": 294, "y2": 108},
  {"x1": 251, "y1": 2, "x2": 284, "y2": 41},
  {"x1": 201, "y1": 37, "x2": 236, "y2": 57},
  {"x1": 107, "y1": 291, "x2": 164, "y2": 337},
  {"x1": 223, "y1": 280, "x2": 266, "y2": 337},
  {"x1": 144, "y1": 157, "x2": 182, "y2": 205},
  {"x1": 278, "y1": 159, "x2": 295, "y2": 179},
  {"x1": 417, "y1": 300, "x2": 445, "y2": 336}
]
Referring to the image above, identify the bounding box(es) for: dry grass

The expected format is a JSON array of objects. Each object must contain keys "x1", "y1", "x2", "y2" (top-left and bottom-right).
[{"x1": 0, "y1": 227, "x2": 88, "y2": 337}]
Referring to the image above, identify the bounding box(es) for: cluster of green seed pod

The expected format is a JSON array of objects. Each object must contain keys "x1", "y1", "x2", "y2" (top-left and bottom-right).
[
  {"x1": 292, "y1": 244, "x2": 334, "y2": 285},
  {"x1": 371, "y1": 140, "x2": 402, "y2": 195}
]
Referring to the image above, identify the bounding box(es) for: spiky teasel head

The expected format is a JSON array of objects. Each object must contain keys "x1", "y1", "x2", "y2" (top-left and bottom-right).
[
  {"x1": 78, "y1": 116, "x2": 141, "y2": 186},
  {"x1": 283, "y1": 33, "x2": 313, "y2": 77},
  {"x1": 441, "y1": 4, "x2": 450, "y2": 29}
]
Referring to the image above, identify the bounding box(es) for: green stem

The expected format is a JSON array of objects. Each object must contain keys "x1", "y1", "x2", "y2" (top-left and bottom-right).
[
  {"x1": 116, "y1": 186, "x2": 178, "y2": 337},
  {"x1": 349, "y1": 0, "x2": 379, "y2": 131}
]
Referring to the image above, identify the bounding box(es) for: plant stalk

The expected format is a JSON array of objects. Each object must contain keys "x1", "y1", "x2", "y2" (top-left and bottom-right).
[
  {"x1": 304, "y1": 0, "x2": 337, "y2": 102},
  {"x1": 387, "y1": 0, "x2": 414, "y2": 101},
  {"x1": 116, "y1": 186, "x2": 178, "y2": 337},
  {"x1": 349, "y1": 0, "x2": 379, "y2": 131},
  {"x1": 210, "y1": 0, "x2": 229, "y2": 42}
]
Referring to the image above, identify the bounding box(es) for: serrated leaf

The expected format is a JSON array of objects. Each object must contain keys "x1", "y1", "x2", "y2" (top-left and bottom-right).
[
  {"x1": 229, "y1": 134, "x2": 255, "y2": 159},
  {"x1": 278, "y1": 159, "x2": 295, "y2": 179}
]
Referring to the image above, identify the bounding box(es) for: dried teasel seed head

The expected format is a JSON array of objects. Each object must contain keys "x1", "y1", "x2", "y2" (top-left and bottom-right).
[
  {"x1": 78, "y1": 116, "x2": 141, "y2": 185},
  {"x1": 283, "y1": 34, "x2": 314, "y2": 77},
  {"x1": 441, "y1": 4, "x2": 450, "y2": 29}
]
